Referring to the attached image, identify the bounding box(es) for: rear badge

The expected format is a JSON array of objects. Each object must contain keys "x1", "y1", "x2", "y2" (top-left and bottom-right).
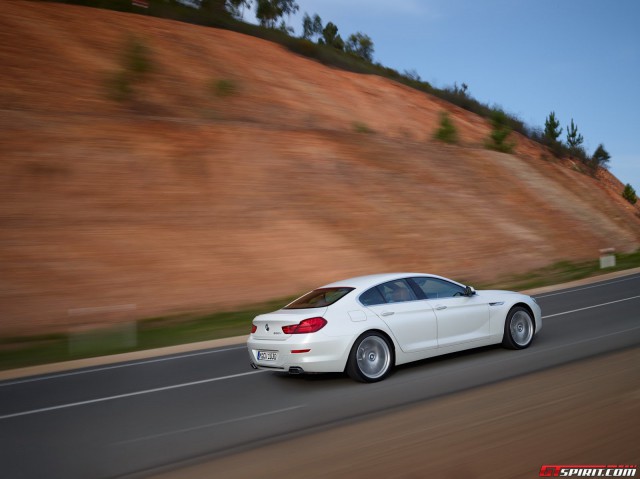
[{"x1": 265, "y1": 323, "x2": 270, "y2": 331}]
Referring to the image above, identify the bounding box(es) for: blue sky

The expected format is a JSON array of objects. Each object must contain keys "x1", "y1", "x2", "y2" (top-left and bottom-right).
[{"x1": 246, "y1": 0, "x2": 640, "y2": 189}]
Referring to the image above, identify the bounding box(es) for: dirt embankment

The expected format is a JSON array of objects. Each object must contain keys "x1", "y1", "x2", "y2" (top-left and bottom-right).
[{"x1": 1, "y1": 1, "x2": 639, "y2": 334}]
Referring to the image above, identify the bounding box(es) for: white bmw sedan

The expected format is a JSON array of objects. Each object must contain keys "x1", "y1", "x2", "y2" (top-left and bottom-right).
[{"x1": 247, "y1": 273, "x2": 541, "y2": 382}]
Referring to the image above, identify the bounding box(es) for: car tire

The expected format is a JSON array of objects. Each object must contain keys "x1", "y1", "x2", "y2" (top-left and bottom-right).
[
  {"x1": 346, "y1": 332, "x2": 394, "y2": 383},
  {"x1": 502, "y1": 306, "x2": 535, "y2": 350}
]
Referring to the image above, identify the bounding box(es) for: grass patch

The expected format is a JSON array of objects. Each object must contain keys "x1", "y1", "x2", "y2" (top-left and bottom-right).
[
  {"x1": 2, "y1": 250, "x2": 639, "y2": 372},
  {"x1": 477, "y1": 249, "x2": 640, "y2": 291},
  {"x1": 0, "y1": 296, "x2": 295, "y2": 372}
]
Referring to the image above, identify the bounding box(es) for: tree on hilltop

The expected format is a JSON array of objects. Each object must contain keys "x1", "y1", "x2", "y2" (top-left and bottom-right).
[
  {"x1": 226, "y1": 0, "x2": 252, "y2": 19},
  {"x1": 345, "y1": 32, "x2": 374, "y2": 62},
  {"x1": 589, "y1": 143, "x2": 610, "y2": 171},
  {"x1": 200, "y1": 0, "x2": 232, "y2": 16},
  {"x1": 256, "y1": 0, "x2": 299, "y2": 28},
  {"x1": 544, "y1": 111, "x2": 562, "y2": 144},
  {"x1": 566, "y1": 119, "x2": 583, "y2": 147},
  {"x1": 566, "y1": 118, "x2": 584, "y2": 159},
  {"x1": 302, "y1": 13, "x2": 323, "y2": 41},
  {"x1": 319, "y1": 22, "x2": 344, "y2": 50}
]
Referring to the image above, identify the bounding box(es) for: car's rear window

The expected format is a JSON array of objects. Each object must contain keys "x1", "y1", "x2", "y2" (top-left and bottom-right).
[{"x1": 284, "y1": 287, "x2": 354, "y2": 309}]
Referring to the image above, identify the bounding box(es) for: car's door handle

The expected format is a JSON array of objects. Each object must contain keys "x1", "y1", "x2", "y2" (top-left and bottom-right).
[
  {"x1": 435, "y1": 305, "x2": 447, "y2": 310},
  {"x1": 381, "y1": 311, "x2": 395, "y2": 317}
]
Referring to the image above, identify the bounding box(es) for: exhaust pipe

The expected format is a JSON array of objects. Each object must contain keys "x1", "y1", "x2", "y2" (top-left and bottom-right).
[
  {"x1": 250, "y1": 362, "x2": 258, "y2": 369},
  {"x1": 288, "y1": 366, "x2": 305, "y2": 375}
]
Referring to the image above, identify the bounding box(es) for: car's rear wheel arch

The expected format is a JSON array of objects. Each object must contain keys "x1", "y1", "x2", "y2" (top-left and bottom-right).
[
  {"x1": 345, "y1": 329, "x2": 396, "y2": 382},
  {"x1": 347, "y1": 329, "x2": 396, "y2": 363}
]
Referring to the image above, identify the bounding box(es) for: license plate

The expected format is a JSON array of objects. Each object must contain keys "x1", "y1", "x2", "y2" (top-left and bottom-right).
[{"x1": 257, "y1": 350, "x2": 278, "y2": 361}]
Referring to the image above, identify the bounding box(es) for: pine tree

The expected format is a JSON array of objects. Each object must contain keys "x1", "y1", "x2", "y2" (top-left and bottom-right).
[
  {"x1": 543, "y1": 111, "x2": 562, "y2": 143},
  {"x1": 622, "y1": 184, "x2": 637, "y2": 205},
  {"x1": 590, "y1": 143, "x2": 610, "y2": 171},
  {"x1": 566, "y1": 119, "x2": 584, "y2": 149}
]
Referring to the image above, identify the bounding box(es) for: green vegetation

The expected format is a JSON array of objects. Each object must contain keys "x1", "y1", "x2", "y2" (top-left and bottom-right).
[
  {"x1": 345, "y1": 32, "x2": 374, "y2": 62},
  {"x1": 622, "y1": 183, "x2": 638, "y2": 205},
  {"x1": 433, "y1": 111, "x2": 458, "y2": 144},
  {"x1": 589, "y1": 144, "x2": 610, "y2": 172},
  {"x1": 211, "y1": 78, "x2": 238, "y2": 97},
  {"x1": 542, "y1": 111, "x2": 563, "y2": 156},
  {"x1": 106, "y1": 36, "x2": 153, "y2": 101},
  {"x1": 49, "y1": 1, "x2": 534, "y2": 143},
  {"x1": 477, "y1": 249, "x2": 640, "y2": 291},
  {"x1": 543, "y1": 111, "x2": 563, "y2": 144},
  {"x1": 3, "y1": 251, "x2": 640, "y2": 371},
  {"x1": 319, "y1": 21, "x2": 344, "y2": 50},
  {"x1": 565, "y1": 118, "x2": 585, "y2": 160},
  {"x1": 0, "y1": 295, "x2": 295, "y2": 371},
  {"x1": 255, "y1": 0, "x2": 297, "y2": 28},
  {"x1": 485, "y1": 109, "x2": 515, "y2": 153},
  {"x1": 537, "y1": 111, "x2": 613, "y2": 174},
  {"x1": 301, "y1": 12, "x2": 322, "y2": 42},
  {"x1": 353, "y1": 121, "x2": 373, "y2": 134},
  {"x1": 55, "y1": 0, "x2": 619, "y2": 177}
]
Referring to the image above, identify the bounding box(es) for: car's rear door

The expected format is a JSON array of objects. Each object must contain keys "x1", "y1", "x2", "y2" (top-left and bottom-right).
[{"x1": 362, "y1": 279, "x2": 438, "y2": 353}]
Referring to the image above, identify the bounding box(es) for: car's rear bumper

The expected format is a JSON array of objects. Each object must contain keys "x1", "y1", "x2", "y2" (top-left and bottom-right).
[{"x1": 247, "y1": 334, "x2": 352, "y2": 373}]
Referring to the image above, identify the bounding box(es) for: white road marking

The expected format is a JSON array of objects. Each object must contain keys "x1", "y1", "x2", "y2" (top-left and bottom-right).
[
  {"x1": 534, "y1": 275, "x2": 640, "y2": 298},
  {"x1": 114, "y1": 405, "x2": 305, "y2": 445},
  {"x1": 0, "y1": 370, "x2": 263, "y2": 421},
  {"x1": 0, "y1": 346, "x2": 246, "y2": 388},
  {"x1": 542, "y1": 295, "x2": 640, "y2": 319}
]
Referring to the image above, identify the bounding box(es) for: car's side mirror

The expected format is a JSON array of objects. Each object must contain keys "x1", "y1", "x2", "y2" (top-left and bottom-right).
[{"x1": 464, "y1": 286, "x2": 476, "y2": 297}]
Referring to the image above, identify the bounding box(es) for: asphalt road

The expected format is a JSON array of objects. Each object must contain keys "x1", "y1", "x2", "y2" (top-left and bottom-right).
[{"x1": 1, "y1": 273, "x2": 639, "y2": 479}]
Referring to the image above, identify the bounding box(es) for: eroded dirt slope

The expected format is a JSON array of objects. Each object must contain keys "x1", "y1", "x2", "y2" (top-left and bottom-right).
[{"x1": 1, "y1": 1, "x2": 639, "y2": 334}]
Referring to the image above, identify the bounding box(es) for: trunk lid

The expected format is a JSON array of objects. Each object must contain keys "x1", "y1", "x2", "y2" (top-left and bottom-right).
[{"x1": 251, "y1": 308, "x2": 328, "y2": 341}]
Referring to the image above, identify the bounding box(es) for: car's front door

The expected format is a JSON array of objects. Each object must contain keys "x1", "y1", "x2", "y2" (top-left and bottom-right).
[
  {"x1": 362, "y1": 279, "x2": 438, "y2": 353},
  {"x1": 410, "y1": 277, "x2": 490, "y2": 347}
]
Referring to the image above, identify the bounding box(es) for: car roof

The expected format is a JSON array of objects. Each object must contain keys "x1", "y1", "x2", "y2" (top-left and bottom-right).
[{"x1": 321, "y1": 272, "x2": 452, "y2": 292}]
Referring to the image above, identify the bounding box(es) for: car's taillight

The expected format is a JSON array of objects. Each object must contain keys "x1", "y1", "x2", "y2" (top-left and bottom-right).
[
  {"x1": 282, "y1": 317, "x2": 327, "y2": 334},
  {"x1": 251, "y1": 324, "x2": 257, "y2": 334}
]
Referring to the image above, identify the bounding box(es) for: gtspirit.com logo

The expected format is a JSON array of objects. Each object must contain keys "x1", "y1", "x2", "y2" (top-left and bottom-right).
[{"x1": 540, "y1": 465, "x2": 637, "y2": 477}]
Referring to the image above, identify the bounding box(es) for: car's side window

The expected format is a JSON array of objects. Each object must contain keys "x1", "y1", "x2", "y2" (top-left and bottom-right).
[
  {"x1": 359, "y1": 287, "x2": 386, "y2": 306},
  {"x1": 377, "y1": 279, "x2": 418, "y2": 304},
  {"x1": 412, "y1": 277, "x2": 466, "y2": 299}
]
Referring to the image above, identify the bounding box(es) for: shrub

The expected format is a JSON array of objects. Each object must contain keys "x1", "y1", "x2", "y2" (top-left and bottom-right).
[
  {"x1": 353, "y1": 121, "x2": 373, "y2": 134},
  {"x1": 124, "y1": 37, "x2": 153, "y2": 75},
  {"x1": 106, "y1": 70, "x2": 134, "y2": 101},
  {"x1": 485, "y1": 109, "x2": 514, "y2": 153},
  {"x1": 433, "y1": 112, "x2": 458, "y2": 144},
  {"x1": 106, "y1": 36, "x2": 153, "y2": 101},
  {"x1": 622, "y1": 184, "x2": 638, "y2": 205},
  {"x1": 212, "y1": 78, "x2": 238, "y2": 97}
]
